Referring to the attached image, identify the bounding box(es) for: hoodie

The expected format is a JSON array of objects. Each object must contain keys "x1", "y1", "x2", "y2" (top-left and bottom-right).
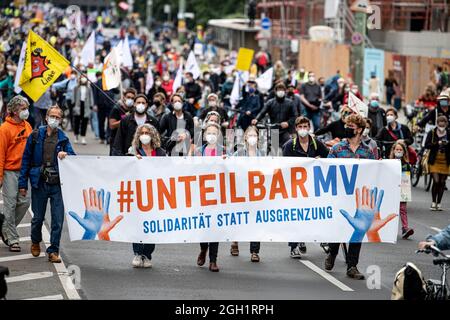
[{"x1": 0, "y1": 116, "x2": 32, "y2": 179}]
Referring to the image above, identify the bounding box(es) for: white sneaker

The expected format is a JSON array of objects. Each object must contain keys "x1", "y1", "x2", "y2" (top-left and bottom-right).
[
  {"x1": 132, "y1": 255, "x2": 143, "y2": 268},
  {"x1": 290, "y1": 247, "x2": 302, "y2": 259},
  {"x1": 74, "y1": 135, "x2": 79, "y2": 144},
  {"x1": 430, "y1": 202, "x2": 437, "y2": 211},
  {"x1": 81, "y1": 137, "x2": 87, "y2": 145},
  {"x1": 437, "y1": 203, "x2": 443, "y2": 211},
  {"x1": 141, "y1": 255, "x2": 152, "y2": 268}
]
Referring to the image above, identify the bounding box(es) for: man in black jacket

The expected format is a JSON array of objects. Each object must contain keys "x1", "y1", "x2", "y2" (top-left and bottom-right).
[
  {"x1": 160, "y1": 93, "x2": 194, "y2": 156},
  {"x1": 112, "y1": 94, "x2": 160, "y2": 156},
  {"x1": 367, "y1": 93, "x2": 386, "y2": 137},
  {"x1": 251, "y1": 83, "x2": 297, "y2": 148},
  {"x1": 184, "y1": 72, "x2": 202, "y2": 117},
  {"x1": 418, "y1": 92, "x2": 450, "y2": 129},
  {"x1": 283, "y1": 116, "x2": 329, "y2": 257},
  {"x1": 92, "y1": 72, "x2": 115, "y2": 144}
]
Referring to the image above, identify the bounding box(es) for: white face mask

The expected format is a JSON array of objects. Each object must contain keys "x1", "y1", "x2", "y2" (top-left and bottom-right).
[
  {"x1": 47, "y1": 117, "x2": 60, "y2": 129},
  {"x1": 386, "y1": 115, "x2": 395, "y2": 124},
  {"x1": 139, "y1": 134, "x2": 151, "y2": 145},
  {"x1": 362, "y1": 128, "x2": 370, "y2": 137},
  {"x1": 135, "y1": 103, "x2": 146, "y2": 114},
  {"x1": 125, "y1": 99, "x2": 134, "y2": 107},
  {"x1": 247, "y1": 136, "x2": 258, "y2": 146},
  {"x1": 206, "y1": 134, "x2": 218, "y2": 145},
  {"x1": 155, "y1": 81, "x2": 161, "y2": 87},
  {"x1": 438, "y1": 125, "x2": 447, "y2": 132},
  {"x1": 297, "y1": 129, "x2": 309, "y2": 138},
  {"x1": 394, "y1": 151, "x2": 404, "y2": 159},
  {"x1": 208, "y1": 101, "x2": 217, "y2": 107},
  {"x1": 276, "y1": 91, "x2": 285, "y2": 98},
  {"x1": 308, "y1": 77, "x2": 315, "y2": 83},
  {"x1": 173, "y1": 101, "x2": 183, "y2": 111},
  {"x1": 163, "y1": 76, "x2": 170, "y2": 81},
  {"x1": 351, "y1": 88, "x2": 358, "y2": 94},
  {"x1": 19, "y1": 109, "x2": 29, "y2": 120}
]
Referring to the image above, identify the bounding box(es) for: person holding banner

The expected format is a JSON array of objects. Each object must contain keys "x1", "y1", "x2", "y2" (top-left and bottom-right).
[
  {"x1": 390, "y1": 141, "x2": 414, "y2": 239},
  {"x1": 283, "y1": 116, "x2": 329, "y2": 258},
  {"x1": 325, "y1": 114, "x2": 376, "y2": 280},
  {"x1": 230, "y1": 125, "x2": 263, "y2": 262},
  {"x1": 127, "y1": 124, "x2": 166, "y2": 268},
  {"x1": 194, "y1": 122, "x2": 226, "y2": 272},
  {"x1": 112, "y1": 94, "x2": 160, "y2": 156},
  {"x1": 19, "y1": 105, "x2": 76, "y2": 263}
]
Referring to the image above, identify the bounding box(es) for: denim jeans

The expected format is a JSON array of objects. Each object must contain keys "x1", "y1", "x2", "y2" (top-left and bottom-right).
[
  {"x1": 31, "y1": 182, "x2": 65, "y2": 254},
  {"x1": 132, "y1": 243, "x2": 155, "y2": 260},
  {"x1": 305, "y1": 109, "x2": 321, "y2": 131},
  {"x1": 90, "y1": 110, "x2": 99, "y2": 138}
]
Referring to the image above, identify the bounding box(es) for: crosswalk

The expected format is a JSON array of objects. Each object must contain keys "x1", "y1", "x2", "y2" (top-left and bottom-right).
[{"x1": 0, "y1": 211, "x2": 80, "y2": 300}]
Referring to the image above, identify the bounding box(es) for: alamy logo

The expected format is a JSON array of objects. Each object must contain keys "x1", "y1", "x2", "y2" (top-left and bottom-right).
[{"x1": 367, "y1": 5, "x2": 381, "y2": 30}]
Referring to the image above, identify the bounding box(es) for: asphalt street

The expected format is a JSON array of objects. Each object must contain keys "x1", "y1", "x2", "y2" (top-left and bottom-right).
[{"x1": 1, "y1": 126, "x2": 449, "y2": 300}]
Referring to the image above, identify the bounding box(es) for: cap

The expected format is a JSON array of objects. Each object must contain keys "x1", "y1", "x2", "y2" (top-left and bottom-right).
[
  {"x1": 437, "y1": 92, "x2": 450, "y2": 100},
  {"x1": 207, "y1": 93, "x2": 219, "y2": 101}
]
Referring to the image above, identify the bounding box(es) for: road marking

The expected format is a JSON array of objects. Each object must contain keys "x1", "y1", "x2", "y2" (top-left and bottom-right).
[
  {"x1": 430, "y1": 227, "x2": 442, "y2": 233},
  {"x1": 30, "y1": 209, "x2": 81, "y2": 300},
  {"x1": 18, "y1": 223, "x2": 31, "y2": 228},
  {"x1": 300, "y1": 260, "x2": 354, "y2": 292},
  {"x1": 6, "y1": 271, "x2": 54, "y2": 283},
  {"x1": 0, "y1": 253, "x2": 45, "y2": 262},
  {"x1": 19, "y1": 236, "x2": 31, "y2": 242},
  {"x1": 24, "y1": 294, "x2": 64, "y2": 300}
]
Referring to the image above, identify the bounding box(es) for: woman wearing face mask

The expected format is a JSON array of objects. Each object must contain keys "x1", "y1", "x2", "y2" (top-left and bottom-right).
[
  {"x1": 343, "y1": 84, "x2": 363, "y2": 105},
  {"x1": 73, "y1": 76, "x2": 94, "y2": 145},
  {"x1": 193, "y1": 122, "x2": 226, "y2": 272},
  {"x1": 283, "y1": 116, "x2": 329, "y2": 258},
  {"x1": 375, "y1": 108, "x2": 413, "y2": 159},
  {"x1": 425, "y1": 116, "x2": 450, "y2": 211},
  {"x1": 198, "y1": 94, "x2": 229, "y2": 129},
  {"x1": 230, "y1": 126, "x2": 263, "y2": 261},
  {"x1": 389, "y1": 141, "x2": 414, "y2": 239},
  {"x1": 362, "y1": 118, "x2": 380, "y2": 159},
  {"x1": 161, "y1": 73, "x2": 174, "y2": 97},
  {"x1": 127, "y1": 124, "x2": 166, "y2": 268},
  {"x1": 146, "y1": 76, "x2": 167, "y2": 102},
  {"x1": 148, "y1": 92, "x2": 169, "y2": 123}
]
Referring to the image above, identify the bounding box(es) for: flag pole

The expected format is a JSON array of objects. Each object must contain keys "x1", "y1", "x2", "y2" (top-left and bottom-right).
[{"x1": 70, "y1": 64, "x2": 122, "y2": 109}]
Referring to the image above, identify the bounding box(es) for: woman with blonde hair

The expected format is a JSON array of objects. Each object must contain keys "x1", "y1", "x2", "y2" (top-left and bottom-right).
[{"x1": 127, "y1": 124, "x2": 166, "y2": 268}]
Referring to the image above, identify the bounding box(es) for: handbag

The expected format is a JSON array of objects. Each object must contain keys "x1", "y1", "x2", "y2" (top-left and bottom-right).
[{"x1": 421, "y1": 150, "x2": 430, "y2": 175}]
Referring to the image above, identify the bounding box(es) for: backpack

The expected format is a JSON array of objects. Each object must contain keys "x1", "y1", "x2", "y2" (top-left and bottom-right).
[{"x1": 391, "y1": 262, "x2": 427, "y2": 300}]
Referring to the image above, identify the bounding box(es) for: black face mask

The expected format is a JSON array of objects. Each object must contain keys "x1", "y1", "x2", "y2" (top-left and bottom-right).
[
  {"x1": 344, "y1": 127, "x2": 357, "y2": 138},
  {"x1": 153, "y1": 100, "x2": 161, "y2": 107}
]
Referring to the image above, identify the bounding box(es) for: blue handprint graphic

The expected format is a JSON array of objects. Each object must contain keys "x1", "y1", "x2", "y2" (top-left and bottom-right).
[
  {"x1": 68, "y1": 188, "x2": 123, "y2": 240},
  {"x1": 340, "y1": 186, "x2": 383, "y2": 243}
]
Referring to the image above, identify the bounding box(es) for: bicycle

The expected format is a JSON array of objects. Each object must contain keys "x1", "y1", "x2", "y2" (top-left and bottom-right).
[
  {"x1": 255, "y1": 119, "x2": 282, "y2": 156},
  {"x1": 416, "y1": 245, "x2": 450, "y2": 300}
]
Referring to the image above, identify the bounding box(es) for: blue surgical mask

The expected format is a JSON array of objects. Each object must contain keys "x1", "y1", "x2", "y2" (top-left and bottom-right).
[
  {"x1": 248, "y1": 87, "x2": 256, "y2": 94},
  {"x1": 370, "y1": 100, "x2": 379, "y2": 108},
  {"x1": 439, "y1": 100, "x2": 449, "y2": 107}
]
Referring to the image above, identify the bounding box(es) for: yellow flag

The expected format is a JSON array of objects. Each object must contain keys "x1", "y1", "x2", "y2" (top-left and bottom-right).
[
  {"x1": 19, "y1": 31, "x2": 69, "y2": 101},
  {"x1": 235, "y1": 48, "x2": 254, "y2": 72}
]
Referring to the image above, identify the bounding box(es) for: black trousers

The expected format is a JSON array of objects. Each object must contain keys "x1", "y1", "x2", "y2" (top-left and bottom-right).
[
  {"x1": 328, "y1": 242, "x2": 362, "y2": 269},
  {"x1": 98, "y1": 106, "x2": 111, "y2": 141},
  {"x1": 73, "y1": 102, "x2": 88, "y2": 136},
  {"x1": 200, "y1": 242, "x2": 219, "y2": 263}
]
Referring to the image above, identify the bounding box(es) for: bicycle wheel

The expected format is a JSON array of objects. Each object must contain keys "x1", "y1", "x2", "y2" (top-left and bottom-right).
[{"x1": 411, "y1": 163, "x2": 422, "y2": 187}]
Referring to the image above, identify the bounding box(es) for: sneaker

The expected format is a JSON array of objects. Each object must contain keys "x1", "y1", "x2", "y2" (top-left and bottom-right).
[
  {"x1": 74, "y1": 135, "x2": 79, "y2": 144},
  {"x1": 141, "y1": 255, "x2": 152, "y2": 268},
  {"x1": 324, "y1": 253, "x2": 336, "y2": 271},
  {"x1": 299, "y1": 242, "x2": 307, "y2": 254},
  {"x1": 48, "y1": 252, "x2": 61, "y2": 263},
  {"x1": 230, "y1": 243, "x2": 239, "y2": 256},
  {"x1": 402, "y1": 228, "x2": 414, "y2": 239},
  {"x1": 346, "y1": 267, "x2": 365, "y2": 280},
  {"x1": 437, "y1": 203, "x2": 443, "y2": 211},
  {"x1": 320, "y1": 242, "x2": 330, "y2": 254},
  {"x1": 132, "y1": 255, "x2": 143, "y2": 268},
  {"x1": 250, "y1": 252, "x2": 260, "y2": 262},
  {"x1": 430, "y1": 202, "x2": 437, "y2": 211},
  {"x1": 31, "y1": 242, "x2": 41, "y2": 257},
  {"x1": 290, "y1": 246, "x2": 302, "y2": 259},
  {"x1": 81, "y1": 137, "x2": 87, "y2": 145}
]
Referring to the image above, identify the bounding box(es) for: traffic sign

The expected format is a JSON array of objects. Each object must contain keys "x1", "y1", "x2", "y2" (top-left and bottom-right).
[
  {"x1": 261, "y1": 17, "x2": 271, "y2": 30},
  {"x1": 351, "y1": 0, "x2": 371, "y2": 13},
  {"x1": 351, "y1": 32, "x2": 364, "y2": 45}
]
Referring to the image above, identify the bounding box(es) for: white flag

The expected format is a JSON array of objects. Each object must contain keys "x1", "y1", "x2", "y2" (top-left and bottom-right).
[
  {"x1": 230, "y1": 73, "x2": 242, "y2": 106},
  {"x1": 145, "y1": 64, "x2": 154, "y2": 94},
  {"x1": 172, "y1": 65, "x2": 183, "y2": 93},
  {"x1": 185, "y1": 51, "x2": 201, "y2": 80},
  {"x1": 348, "y1": 91, "x2": 368, "y2": 117},
  {"x1": 14, "y1": 41, "x2": 27, "y2": 94},
  {"x1": 80, "y1": 31, "x2": 96, "y2": 66},
  {"x1": 102, "y1": 47, "x2": 121, "y2": 90},
  {"x1": 122, "y1": 36, "x2": 133, "y2": 68},
  {"x1": 256, "y1": 67, "x2": 273, "y2": 94}
]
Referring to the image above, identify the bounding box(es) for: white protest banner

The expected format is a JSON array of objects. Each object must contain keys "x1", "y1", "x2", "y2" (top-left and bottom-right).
[
  {"x1": 400, "y1": 172, "x2": 412, "y2": 202},
  {"x1": 60, "y1": 157, "x2": 401, "y2": 244},
  {"x1": 14, "y1": 41, "x2": 27, "y2": 94},
  {"x1": 256, "y1": 67, "x2": 273, "y2": 94},
  {"x1": 348, "y1": 91, "x2": 368, "y2": 117},
  {"x1": 185, "y1": 51, "x2": 201, "y2": 80},
  {"x1": 80, "y1": 31, "x2": 96, "y2": 67}
]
